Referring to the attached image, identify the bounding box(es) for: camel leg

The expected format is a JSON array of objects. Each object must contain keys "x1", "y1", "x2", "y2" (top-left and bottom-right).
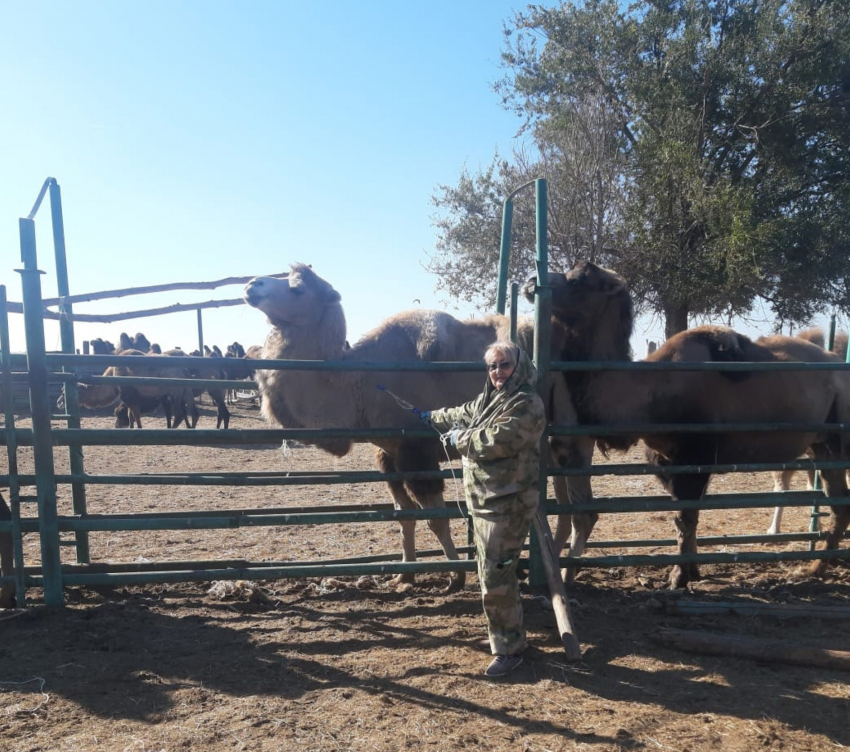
[
  {"x1": 378, "y1": 443, "x2": 465, "y2": 593},
  {"x1": 208, "y1": 388, "x2": 230, "y2": 429},
  {"x1": 375, "y1": 449, "x2": 421, "y2": 588},
  {"x1": 0, "y1": 493, "x2": 15, "y2": 609},
  {"x1": 666, "y1": 471, "x2": 710, "y2": 589},
  {"x1": 550, "y1": 436, "x2": 596, "y2": 585},
  {"x1": 670, "y1": 507, "x2": 701, "y2": 588},
  {"x1": 164, "y1": 395, "x2": 178, "y2": 429},
  {"x1": 114, "y1": 404, "x2": 130, "y2": 428},
  {"x1": 767, "y1": 470, "x2": 793, "y2": 535},
  {"x1": 648, "y1": 448, "x2": 710, "y2": 588},
  {"x1": 812, "y1": 503, "x2": 850, "y2": 577},
  {"x1": 808, "y1": 456, "x2": 850, "y2": 577},
  {"x1": 551, "y1": 475, "x2": 572, "y2": 554}
]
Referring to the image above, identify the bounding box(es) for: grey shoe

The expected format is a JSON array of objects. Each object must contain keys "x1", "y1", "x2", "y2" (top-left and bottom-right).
[{"x1": 484, "y1": 654, "x2": 523, "y2": 677}]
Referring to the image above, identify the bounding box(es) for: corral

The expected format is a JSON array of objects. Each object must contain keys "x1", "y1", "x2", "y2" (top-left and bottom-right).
[
  {"x1": 2, "y1": 408, "x2": 850, "y2": 752},
  {"x1": 2, "y1": 179, "x2": 850, "y2": 750}
]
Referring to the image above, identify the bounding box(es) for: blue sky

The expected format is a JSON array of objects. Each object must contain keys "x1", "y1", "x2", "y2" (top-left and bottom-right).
[{"x1": 1, "y1": 1, "x2": 550, "y2": 354}]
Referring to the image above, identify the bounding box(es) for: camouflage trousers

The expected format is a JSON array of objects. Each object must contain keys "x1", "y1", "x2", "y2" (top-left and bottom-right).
[{"x1": 472, "y1": 499, "x2": 537, "y2": 656}]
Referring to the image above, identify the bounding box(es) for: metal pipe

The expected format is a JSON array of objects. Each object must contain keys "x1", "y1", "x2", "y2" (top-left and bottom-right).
[
  {"x1": 496, "y1": 199, "x2": 514, "y2": 314},
  {"x1": 509, "y1": 281, "x2": 518, "y2": 342},
  {"x1": 17, "y1": 219, "x2": 63, "y2": 606},
  {"x1": 0, "y1": 286, "x2": 26, "y2": 605},
  {"x1": 49, "y1": 179, "x2": 90, "y2": 563}
]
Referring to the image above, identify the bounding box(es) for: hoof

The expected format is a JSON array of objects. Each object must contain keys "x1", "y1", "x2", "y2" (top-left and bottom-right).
[
  {"x1": 444, "y1": 571, "x2": 466, "y2": 594},
  {"x1": 563, "y1": 564, "x2": 582, "y2": 587},
  {"x1": 668, "y1": 565, "x2": 689, "y2": 590},
  {"x1": 808, "y1": 558, "x2": 828, "y2": 578},
  {"x1": 389, "y1": 573, "x2": 415, "y2": 588}
]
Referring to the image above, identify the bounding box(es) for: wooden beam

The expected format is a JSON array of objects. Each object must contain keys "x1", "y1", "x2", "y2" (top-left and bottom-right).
[{"x1": 652, "y1": 627, "x2": 850, "y2": 672}]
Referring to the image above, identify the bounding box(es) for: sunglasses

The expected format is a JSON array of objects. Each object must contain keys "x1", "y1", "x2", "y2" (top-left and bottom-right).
[{"x1": 487, "y1": 361, "x2": 513, "y2": 372}]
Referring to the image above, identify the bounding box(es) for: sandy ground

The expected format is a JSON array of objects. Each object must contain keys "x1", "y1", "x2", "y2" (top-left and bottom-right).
[{"x1": 1, "y1": 401, "x2": 849, "y2": 752}]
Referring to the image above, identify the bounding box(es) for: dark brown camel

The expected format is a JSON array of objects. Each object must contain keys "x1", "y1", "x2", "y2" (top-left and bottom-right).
[{"x1": 523, "y1": 260, "x2": 850, "y2": 589}]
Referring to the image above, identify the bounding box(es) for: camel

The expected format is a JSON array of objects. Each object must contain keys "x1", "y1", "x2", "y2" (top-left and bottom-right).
[
  {"x1": 766, "y1": 329, "x2": 849, "y2": 535},
  {"x1": 78, "y1": 349, "x2": 197, "y2": 429},
  {"x1": 522, "y1": 260, "x2": 850, "y2": 589},
  {"x1": 243, "y1": 263, "x2": 560, "y2": 592},
  {"x1": 0, "y1": 492, "x2": 14, "y2": 608}
]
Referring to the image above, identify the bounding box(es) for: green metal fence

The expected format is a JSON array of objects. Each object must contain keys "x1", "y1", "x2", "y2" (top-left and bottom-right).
[{"x1": 1, "y1": 178, "x2": 849, "y2": 609}]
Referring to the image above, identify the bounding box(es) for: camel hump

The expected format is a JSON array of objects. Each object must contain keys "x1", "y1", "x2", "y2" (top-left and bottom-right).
[
  {"x1": 701, "y1": 327, "x2": 749, "y2": 361},
  {"x1": 796, "y1": 327, "x2": 826, "y2": 348},
  {"x1": 368, "y1": 309, "x2": 463, "y2": 361},
  {"x1": 658, "y1": 325, "x2": 752, "y2": 382}
]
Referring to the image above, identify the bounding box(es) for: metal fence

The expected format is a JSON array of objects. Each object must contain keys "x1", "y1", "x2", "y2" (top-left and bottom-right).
[{"x1": 2, "y1": 178, "x2": 849, "y2": 609}]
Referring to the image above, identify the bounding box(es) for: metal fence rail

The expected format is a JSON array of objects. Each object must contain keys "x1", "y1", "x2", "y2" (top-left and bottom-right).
[{"x1": 2, "y1": 178, "x2": 849, "y2": 608}]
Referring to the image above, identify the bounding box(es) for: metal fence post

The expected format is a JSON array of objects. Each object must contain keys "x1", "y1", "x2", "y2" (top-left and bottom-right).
[
  {"x1": 49, "y1": 179, "x2": 90, "y2": 563},
  {"x1": 18, "y1": 218, "x2": 64, "y2": 607}
]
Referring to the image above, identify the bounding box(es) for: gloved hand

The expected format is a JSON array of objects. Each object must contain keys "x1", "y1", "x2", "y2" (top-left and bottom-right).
[
  {"x1": 450, "y1": 429, "x2": 459, "y2": 446},
  {"x1": 415, "y1": 409, "x2": 431, "y2": 425}
]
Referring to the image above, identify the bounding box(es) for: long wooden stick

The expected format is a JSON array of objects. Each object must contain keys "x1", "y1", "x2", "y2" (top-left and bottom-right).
[
  {"x1": 653, "y1": 627, "x2": 850, "y2": 672},
  {"x1": 533, "y1": 503, "x2": 582, "y2": 660},
  {"x1": 665, "y1": 600, "x2": 850, "y2": 620}
]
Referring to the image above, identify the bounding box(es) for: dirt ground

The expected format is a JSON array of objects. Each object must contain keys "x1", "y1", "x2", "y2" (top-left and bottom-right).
[{"x1": 2, "y1": 400, "x2": 850, "y2": 752}]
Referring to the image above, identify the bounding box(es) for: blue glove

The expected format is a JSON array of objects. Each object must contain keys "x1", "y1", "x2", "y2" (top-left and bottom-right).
[
  {"x1": 450, "y1": 429, "x2": 459, "y2": 446},
  {"x1": 415, "y1": 409, "x2": 431, "y2": 425}
]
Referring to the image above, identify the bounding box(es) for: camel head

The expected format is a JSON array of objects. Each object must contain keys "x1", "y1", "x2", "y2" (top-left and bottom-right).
[
  {"x1": 244, "y1": 264, "x2": 342, "y2": 328},
  {"x1": 524, "y1": 260, "x2": 631, "y2": 324},
  {"x1": 523, "y1": 260, "x2": 634, "y2": 360}
]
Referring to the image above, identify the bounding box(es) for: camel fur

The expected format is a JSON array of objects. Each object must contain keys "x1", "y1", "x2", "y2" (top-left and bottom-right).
[
  {"x1": 767, "y1": 328, "x2": 849, "y2": 535},
  {"x1": 523, "y1": 260, "x2": 850, "y2": 589},
  {"x1": 243, "y1": 263, "x2": 555, "y2": 592}
]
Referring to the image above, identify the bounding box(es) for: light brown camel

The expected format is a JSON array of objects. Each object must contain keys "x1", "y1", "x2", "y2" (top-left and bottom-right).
[
  {"x1": 243, "y1": 263, "x2": 563, "y2": 592},
  {"x1": 522, "y1": 260, "x2": 850, "y2": 589},
  {"x1": 766, "y1": 329, "x2": 849, "y2": 535},
  {"x1": 0, "y1": 492, "x2": 14, "y2": 608}
]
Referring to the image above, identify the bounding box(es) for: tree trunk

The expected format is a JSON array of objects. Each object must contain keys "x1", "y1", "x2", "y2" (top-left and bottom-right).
[{"x1": 664, "y1": 303, "x2": 690, "y2": 340}]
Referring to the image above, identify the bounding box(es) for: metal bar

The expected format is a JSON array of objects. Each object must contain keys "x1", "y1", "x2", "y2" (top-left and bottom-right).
[
  {"x1": 0, "y1": 286, "x2": 27, "y2": 605},
  {"x1": 49, "y1": 352, "x2": 488, "y2": 371},
  {"x1": 8, "y1": 545, "x2": 846, "y2": 592},
  {"x1": 496, "y1": 198, "x2": 514, "y2": 314},
  {"x1": 18, "y1": 218, "x2": 63, "y2": 606},
  {"x1": 50, "y1": 179, "x2": 90, "y2": 564},
  {"x1": 547, "y1": 421, "x2": 850, "y2": 436},
  {"x1": 530, "y1": 177, "x2": 551, "y2": 590},
  {"x1": 541, "y1": 491, "x2": 849, "y2": 514},
  {"x1": 509, "y1": 281, "x2": 518, "y2": 342},
  {"x1": 48, "y1": 350, "x2": 850, "y2": 373},
  {"x1": 545, "y1": 459, "x2": 850, "y2": 476}
]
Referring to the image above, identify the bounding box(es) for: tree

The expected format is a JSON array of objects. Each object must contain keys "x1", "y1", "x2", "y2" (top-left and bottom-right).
[
  {"x1": 429, "y1": 96, "x2": 629, "y2": 310},
  {"x1": 434, "y1": 0, "x2": 850, "y2": 337}
]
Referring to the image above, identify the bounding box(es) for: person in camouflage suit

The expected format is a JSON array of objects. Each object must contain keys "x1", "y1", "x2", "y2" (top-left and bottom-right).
[{"x1": 426, "y1": 341, "x2": 545, "y2": 677}]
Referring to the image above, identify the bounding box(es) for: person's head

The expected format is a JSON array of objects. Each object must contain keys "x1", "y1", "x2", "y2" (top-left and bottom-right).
[{"x1": 484, "y1": 341, "x2": 519, "y2": 390}]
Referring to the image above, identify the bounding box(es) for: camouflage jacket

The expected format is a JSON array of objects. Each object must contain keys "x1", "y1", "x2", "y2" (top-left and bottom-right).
[{"x1": 429, "y1": 348, "x2": 546, "y2": 517}]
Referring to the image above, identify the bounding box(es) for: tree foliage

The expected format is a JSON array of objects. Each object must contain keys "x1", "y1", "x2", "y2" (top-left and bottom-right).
[{"x1": 432, "y1": 0, "x2": 850, "y2": 336}]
